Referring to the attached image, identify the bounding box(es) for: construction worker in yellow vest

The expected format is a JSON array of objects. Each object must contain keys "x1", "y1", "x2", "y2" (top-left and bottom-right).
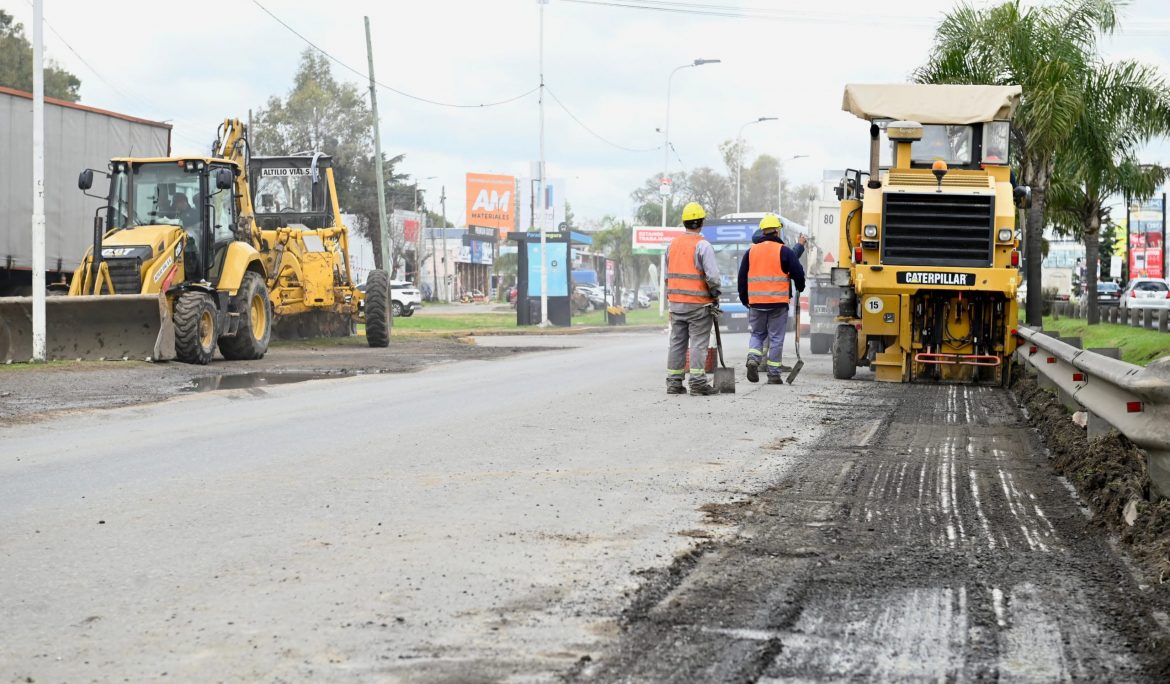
[
  {"x1": 665, "y1": 202, "x2": 722, "y2": 396},
  {"x1": 738, "y1": 214, "x2": 805, "y2": 383}
]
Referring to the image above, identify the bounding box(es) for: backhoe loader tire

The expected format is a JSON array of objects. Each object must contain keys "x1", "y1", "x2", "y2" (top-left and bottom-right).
[
  {"x1": 832, "y1": 324, "x2": 857, "y2": 380},
  {"x1": 175, "y1": 291, "x2": 218, "y2": 365},
  {"x1": 219, "y1": 271, "x2": 272, "y2": 361},
  {"x1": 365, "y1": 269, "x2": 391, "y2": 347}
]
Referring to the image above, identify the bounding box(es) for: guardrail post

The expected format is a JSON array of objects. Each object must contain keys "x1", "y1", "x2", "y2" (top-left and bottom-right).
[
  {"x1": 1144, "y1": 308, "x2": 1154, "y2": 329},
  {"x1": 1062, "y1": 336, "x2": 1083, "y2": 350},
  {"x1": 1160, "y1": 310, "x2": 1169, "y2": 333},
  {"x1": 1130, "y1": 308, "x2": 1142, "y2": 327},
  {"x1": 1086, "y1": 411, "x2": 1115, "y2": 438}
]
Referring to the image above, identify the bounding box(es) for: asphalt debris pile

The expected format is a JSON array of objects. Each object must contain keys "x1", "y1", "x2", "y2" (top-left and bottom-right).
[{"x1": 1017, "y1": 376, "x2": 1170, "y2": 592}]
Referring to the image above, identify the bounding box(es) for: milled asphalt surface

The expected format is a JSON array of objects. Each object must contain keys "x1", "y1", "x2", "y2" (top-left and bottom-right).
[
  {"x1": 0, "y1": 329, "x2": 839, "y2": 682},
  {"x1": 575, "y1": 381, "x2": 1170, "y2": 682}
]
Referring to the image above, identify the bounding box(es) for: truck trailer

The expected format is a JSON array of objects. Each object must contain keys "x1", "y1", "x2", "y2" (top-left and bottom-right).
[{"x1": 0, "y1": 86, "x2": 171, "y2": 296}]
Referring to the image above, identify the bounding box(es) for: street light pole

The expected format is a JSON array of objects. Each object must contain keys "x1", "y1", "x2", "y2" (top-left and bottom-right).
[
  {"x1": 659, "y1": 58, "x2": 720, "y2": 317},
  {"x1": 735, "y1": 117, "x2": 777, "y2": 214}
]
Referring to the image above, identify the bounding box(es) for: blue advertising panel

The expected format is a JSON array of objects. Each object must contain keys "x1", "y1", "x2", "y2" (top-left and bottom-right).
[{"x1": 526, "y1": 241, "x2": 569, "y2": 297}]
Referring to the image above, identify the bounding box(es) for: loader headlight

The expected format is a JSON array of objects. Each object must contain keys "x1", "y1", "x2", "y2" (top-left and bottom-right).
[
  {"x1": 997, "y1": 228, "x2": 1013, "y2": 242},
  {"x1": 863, "y1": 224, "x2": 878, "y2": 238}
]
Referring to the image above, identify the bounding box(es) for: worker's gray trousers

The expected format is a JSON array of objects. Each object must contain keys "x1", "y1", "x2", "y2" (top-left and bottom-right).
[
  {"x1": 666, "y1": 307, "x2": 713, "y2": 387},
  {"x1": 747, "y1": 306, "x2": 788, "y2": 376}
]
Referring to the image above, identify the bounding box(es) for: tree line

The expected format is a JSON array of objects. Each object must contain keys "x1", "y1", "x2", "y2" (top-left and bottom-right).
[{"x1": 916, "y1": 0, "x2": 1170, "y2": 326}]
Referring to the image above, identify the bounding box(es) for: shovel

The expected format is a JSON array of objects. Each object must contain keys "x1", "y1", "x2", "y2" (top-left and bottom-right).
[
  {"x1": 712, "y1": 309, "x2": 736, "y2": 393},
  {"x1": 786, "y1": 291, "x2": 805, "y2": 384}
]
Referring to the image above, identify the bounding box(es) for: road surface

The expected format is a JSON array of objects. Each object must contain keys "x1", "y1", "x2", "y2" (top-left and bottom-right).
[{"x1": 2, "y1": 331, "x2": 1167, "y2": 682}]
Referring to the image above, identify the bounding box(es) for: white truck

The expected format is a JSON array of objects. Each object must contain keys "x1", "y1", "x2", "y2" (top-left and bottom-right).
[
  {"x1": 801, "y1": 172, "x2": 847, "y2": 354},
  {"x1": 0, "y1": 86, "x2": 171, "y2": 295}
]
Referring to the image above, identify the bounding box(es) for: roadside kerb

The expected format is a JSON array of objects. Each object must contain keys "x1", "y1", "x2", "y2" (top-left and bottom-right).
[{"x1": 1016, "y1": 326, "x2": 1170, "y2": 499}]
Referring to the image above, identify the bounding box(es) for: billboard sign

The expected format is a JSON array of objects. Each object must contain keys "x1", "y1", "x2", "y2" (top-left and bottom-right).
[
  {"x1": 519, "y1": 178, "x2": 566, "y2": 231},
  {"x1": 632, "y1": 226, "x2": 685, "y2": 254},
  {"x1": 1129, "y1": 196, "x2": 1165, "y2": 278},
  {"x1": 526, "y1": 241, "x2": 569, "y2": 296},
  {"x1": 466, "y1": 173, "x2": 515, "y2": 232}
]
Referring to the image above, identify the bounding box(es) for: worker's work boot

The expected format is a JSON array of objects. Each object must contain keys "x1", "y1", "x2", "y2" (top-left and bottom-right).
[
  {"x1": 745, "y1": 358, "x2": 759, "y2": 383},
  {"x1": 767, "y1": 375, "x2": 783, "y2": 385},
  {"x1": 666, "y1": 382, "x2": 687, "y2": 395},
  {"x1": 689, "y1": 382, "x2": 719, "y2": 396}
]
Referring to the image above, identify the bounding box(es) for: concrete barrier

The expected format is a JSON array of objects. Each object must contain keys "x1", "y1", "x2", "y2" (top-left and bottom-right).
[
  {"x1": 1144, "y1": 309, "x2": 1155, "y2": 329},
  {"x1": 1160, "y1": 310, "x2": 1169, "y2": 333}
]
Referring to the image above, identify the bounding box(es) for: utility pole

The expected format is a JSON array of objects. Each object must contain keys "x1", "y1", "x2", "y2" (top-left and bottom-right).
[
  {"x1": 537, "y1": 0, "x2": 549, "y2": 326},
  {"x1": 31, "y1": 0, "x2": 45, "y2": 361},
  {"x1": 440, "y1": 185, "x2": 450, "y2": 302},
  {"x1": 364, "y1": 17, "x2": 391, "y2": 275},
  {"x1": 430, "y1": 188, "x2": 441, "y2": 301}
]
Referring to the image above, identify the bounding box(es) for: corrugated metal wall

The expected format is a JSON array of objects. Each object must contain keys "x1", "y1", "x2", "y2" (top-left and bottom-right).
[{"x1": 1, "y1": 92, "x2": 170, "y2": 271}]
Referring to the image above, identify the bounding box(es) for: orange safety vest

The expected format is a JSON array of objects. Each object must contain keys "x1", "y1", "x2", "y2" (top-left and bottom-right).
[
  {"x1": 746, "y1": 240, "x2": 791, "y2": 305},
  {"x1": 666, "y1": 232, "x2": 714, "y2": 305}
]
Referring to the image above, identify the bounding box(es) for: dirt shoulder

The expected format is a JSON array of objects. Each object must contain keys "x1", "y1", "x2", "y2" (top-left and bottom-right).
[{"x1": 0, "y1": 336, "x2": 548, "y2": 426}]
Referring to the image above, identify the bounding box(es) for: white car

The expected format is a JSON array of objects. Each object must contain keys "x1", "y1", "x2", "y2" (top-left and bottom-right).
[
  {"x1": 1120, "y1": 278, "x2": 1170, "y2": 310},
  {"x1": 358, "y1": 279, "x2": 422, "y2": 317},
  {"x1": 390, "y1": 280, "x2": 422, "y2": 317}
]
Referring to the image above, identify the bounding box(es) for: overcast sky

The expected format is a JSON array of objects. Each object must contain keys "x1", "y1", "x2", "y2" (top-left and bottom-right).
[{"x1": 8, "y1": 0, "x2": 1170, "y2": 224}]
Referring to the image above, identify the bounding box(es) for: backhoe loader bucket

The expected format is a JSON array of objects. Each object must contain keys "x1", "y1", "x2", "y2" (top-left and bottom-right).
[{"x1": 0, "y1": 294, "x2": 175, "y2": 363}]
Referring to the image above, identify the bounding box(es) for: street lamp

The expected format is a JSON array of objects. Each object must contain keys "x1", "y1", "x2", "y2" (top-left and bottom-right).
[
  {"x1": 659, "y1": 58, "x2": 720, "y2": 316},
  {"x1": 735, "y1": 117, "x2": 778, "y2": 214},
  {"x1": 777, "y1": 154, "x2": 808, "y2": 219}
]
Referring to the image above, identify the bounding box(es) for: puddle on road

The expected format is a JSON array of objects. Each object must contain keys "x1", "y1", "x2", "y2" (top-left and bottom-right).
[{"x1": 184, "y1": 370, "x2": 376, "y2": 393}]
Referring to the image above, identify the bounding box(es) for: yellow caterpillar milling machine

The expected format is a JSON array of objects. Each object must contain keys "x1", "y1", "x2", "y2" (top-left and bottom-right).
[
  {"x1": 831, "y1": 84, "x2": 1030, "y2": 384},
  {"x1": 0, "y1": 118, "x2": 390, "y2": 364}
]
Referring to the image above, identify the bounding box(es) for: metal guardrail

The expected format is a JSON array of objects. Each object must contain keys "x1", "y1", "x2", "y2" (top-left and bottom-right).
[
  {"x1": 1049, "y1": 299, "x2": 1170, "y2": 332},
  {"x1": 1015, "y1": 327, "x2": 1170, "y2": 499}
]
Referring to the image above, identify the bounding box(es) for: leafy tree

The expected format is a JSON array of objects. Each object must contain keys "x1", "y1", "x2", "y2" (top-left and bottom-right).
[
  {"x1": 0, "y1": 10, "x2": 81, "y2": 101},
  {"x1": 630, "y1": 172, "x2": 688, "y2": 226},
  {"x1": 915, "y1": 0, "x2": 1121, "y2": 326},
  {"x1": 1047, "y1": 58, "x2": 1170, "y2": 323},
  {"x1": 251, "y1": 49, "x2": 413, "y2": 273},
  {"x1": 591, "y1": 216, "x2": 650, "y2": 299}
]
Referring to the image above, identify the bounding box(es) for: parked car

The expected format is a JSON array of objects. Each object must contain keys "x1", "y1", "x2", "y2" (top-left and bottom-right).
[
  {"x1": 1120, "y1": 278, "x2": 1170, "y2": 310},
  {"x1": 1096, "y1": 281, "x2": 1121, "y2": 308},
  {"x1": 622, "y1": 290, "x2": 651, "y2": 309},
  {"x1": 357, "y1": 279, "x2": 421, "y2": 317}
]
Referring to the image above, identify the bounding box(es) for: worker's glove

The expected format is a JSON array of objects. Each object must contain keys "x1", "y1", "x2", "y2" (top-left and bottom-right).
[
  {"x1": 709, "y1": 287, "x2": 722, "y2": 300},
  {"x1": 709, "y1": 303, "x2": 723, "y2": 319}
]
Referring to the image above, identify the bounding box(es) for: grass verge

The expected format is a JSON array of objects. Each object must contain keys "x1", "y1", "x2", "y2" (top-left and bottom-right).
[{"x1": 1041, "y1": 316, "x2": 1170, "y2": 366}]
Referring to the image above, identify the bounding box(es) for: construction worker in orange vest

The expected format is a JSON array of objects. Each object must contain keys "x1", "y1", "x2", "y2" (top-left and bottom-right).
[
  {"x1": 665, "y1": 202, "x2": 722, "y2": 396},
  {"x1": 738, "y1": 214, "x2": 805, "y2": 383}
]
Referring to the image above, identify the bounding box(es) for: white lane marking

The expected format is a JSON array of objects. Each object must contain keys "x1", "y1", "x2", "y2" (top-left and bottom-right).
[{"x1": 991, "y1": 587, "x2": 1007, "y2": 627}]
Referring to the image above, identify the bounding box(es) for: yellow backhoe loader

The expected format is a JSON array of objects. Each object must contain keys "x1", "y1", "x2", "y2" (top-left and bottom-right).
[{"x1": 0, "y1": 118, "x2": 390, "y2": 363}]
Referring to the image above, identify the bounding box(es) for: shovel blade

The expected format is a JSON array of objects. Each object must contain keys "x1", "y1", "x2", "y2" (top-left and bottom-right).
[
  {"x1": 785, "y1": 359, "x2": 805, "y2": 384},
  {"x1": 714, "y1": 367, "x2": 736, "y2": 393}
]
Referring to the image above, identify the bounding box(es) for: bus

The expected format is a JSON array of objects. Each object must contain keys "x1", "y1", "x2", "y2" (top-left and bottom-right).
[{"x1": 700, "y1": 215, "x2": 809, "y2": 333}]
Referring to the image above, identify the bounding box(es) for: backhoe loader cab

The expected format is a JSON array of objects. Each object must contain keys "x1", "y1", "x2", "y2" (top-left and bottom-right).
[
  {"x1": 67, "y1": 156, "x2": 271, "y2": 364},
  {"x1": 832, "y1": 84, "x2": 1025, "y2": 384}
]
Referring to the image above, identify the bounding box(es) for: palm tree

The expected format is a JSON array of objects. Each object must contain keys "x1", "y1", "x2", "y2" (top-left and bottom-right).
[
  {"x1": 1048, "y1": 59, "x2": 1170, "y2": 324},
  {"x1": 915, "y1": 0, "x2": 1120, "y2": 326}
]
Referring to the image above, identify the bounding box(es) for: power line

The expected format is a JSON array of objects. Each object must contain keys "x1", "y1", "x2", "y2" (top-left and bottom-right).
[
  {"x1": 252, "y1": 0, "x2": 540, "y2": 109},
  {"x1": 545, "y1": 86, "x2": 660, "y2": 153},
  {"x1": 564, "y1": 0, "x2": 1170, "y2": 35}
]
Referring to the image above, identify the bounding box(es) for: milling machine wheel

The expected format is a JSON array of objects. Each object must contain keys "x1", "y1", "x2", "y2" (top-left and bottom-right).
[{"x1": 832, "y1": 324, "x2": 857, "y2": 380}]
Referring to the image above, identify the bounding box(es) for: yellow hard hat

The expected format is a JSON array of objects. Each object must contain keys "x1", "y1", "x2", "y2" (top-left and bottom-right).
[
  {"x1": 681, "y1": 202, "x2": 706, "y2": 222},
  {"x1": 759, "y1": 213, "x2": 782, "y2": 232}
]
